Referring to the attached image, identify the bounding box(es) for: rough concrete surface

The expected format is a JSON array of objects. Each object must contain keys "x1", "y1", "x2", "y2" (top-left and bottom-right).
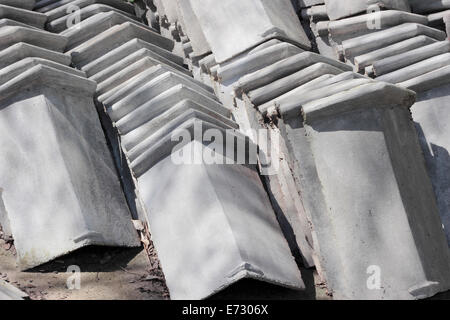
[
  {"x1": 1, "y1": 0, "x2": 450, "y2": 302},
  {"x1": 0, "y1": 224, "x2": 328, "y2": 300}
]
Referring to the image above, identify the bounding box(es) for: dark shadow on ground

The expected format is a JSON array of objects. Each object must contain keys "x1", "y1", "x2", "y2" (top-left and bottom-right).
[
  {"x1": 26, "y1": 246, "x2": 143, "y2": 273},
  {"x1": 210, "y1": 266, "x2": 327, "y2": 300}
]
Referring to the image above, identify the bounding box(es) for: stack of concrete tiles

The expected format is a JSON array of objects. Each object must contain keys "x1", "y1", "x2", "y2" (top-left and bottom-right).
[
  {"x1": 238, "y1": 52, "x2": 450, "y2": 299},
  {"x1": 397, "y1": 59, "x2": 450, "y2": 247},
  {"x1": 298, "y1": 1, "x2": 450, "y2": 246},
  {"x1": 0, "y1": 1, "x2": 140, "y2": 270},
  {"x1": 307, "y1": 8, "x2": 439, "y2": 65},
  {"x1": 42, "y1": 1, "x2": 305, "y2": 300},
  {"x1": 0, "y1": 0, "x2": 445, "y2": 301},
  {"x1": 446, "y1": 13, "x2": 450, "y2": 36},
  {"x1": 155, "y1": 0, "x2": 322, "y2": 269},
  {"x1": 231, "y1": 50, "x2": 356, "y2": 270},
  {"x1": 298, "y1": 0, "x2": 450, "y2": 79},
  {"x1": 39, "y1": 0, "x2": 139, "y2": 33},
  {"x1": 155, "y1": 0, "x2": 313, "y2": 88},
  {"x1": 395, "y1": 5, "x2": 450, "y2": 219},
  {"x1": 166, "y1": 0, "x2": 450, "y2": 299}
]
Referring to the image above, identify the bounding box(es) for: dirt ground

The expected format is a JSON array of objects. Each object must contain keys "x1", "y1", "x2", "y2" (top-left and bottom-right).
[
  {"x1": 0, "y1": 241, "x2": 169, "y2": 300},
  {"x1": 2, "y1": 232, "x2": 449, "y2": 300},
  {"x1": 0, "y1": 235, "x2": 330, "y2": 300}
]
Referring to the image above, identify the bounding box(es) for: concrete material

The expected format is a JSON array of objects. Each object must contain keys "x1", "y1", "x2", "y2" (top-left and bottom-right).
[
  {"x1": 138, "y1": 134, "x2": 304, "y2": 299},
  {"x1": 0, "y1": 245, "x2": 170, "y2": 300},
  {"x1": 113, "y1": 83, "x2": 228, "y2": 135},
  {"x1": 68, "y1": 22, "x2": 173, "y2": 69},
  {"x1": 122, "y1": 99, "x2": 233, "y2": 154},
  {"x1": 35, "y1": 0, "x2": 81, "y2": 13},
  {"x1": 34, "y1": 0, "x2": 60, "y2": 11},
  {"x1": 247, "y1": 39, "x2": 283, "y2": 54},
  {"x1": 234, "y1": 51, "x2": 352, "y2": 96},
  {"x1": 127, "y1": 109, "x2": 248, "y2": 175},
  {"x1": 247, "y1": 62, "x2": 345, "y2": 107},
  {"x1": 301, "y1": 5, "x2": 328, "y2": 22},
  {"x1": 198, "y1": 54, "x2": 217, "y2": 74},
  {"x1": 68, "y1": 22, "x2": 174, "y2": 67},
  {"x1": 62, "y1": 10, "x2": 152, "y2": 51},
  {"x1": 411, "y1": 81, "x2": 450, "y2": 246},
  {"x1": 280, "y1": 80, "x2": 450, "y2": 299},
  {"x1": 98, "y1": 63, "x2": 214, "y2": 105},
  {"x1": 0, "y1": 57, "x2": 85, "y2": 86},
  {"x1": 0, "y1": 18, "x2": 40, "y2": 29},
  {"x1": 47, "y1": 3, "x2": 141, "y2": 33},
  {"x1": 0, "y1": 4, "x2": 46, "y2": 29},
  {"x1": 428, "y1": 10, "x2": 450, "y2": 30},
  {"x1": 355, "y1": 36, "x2": 438, "y2": 73},
  {"x1": 314, "y1": 34, "x2": 338, "y2": 60},
  {"x1": 101, "y1": 68, "x2": 217, "y2": 110},
  {"x1": 409, "y1": 0, "x2": 450, "y2": 14},
  {"x1": 89, "y1": 47, "x2": 188, "y2": 86},
  {"x1": 109, "y1": 71, "x2": 218, "y2": 122},
  {"x1": 0, "y1": 26, "x2": 67, "y2": 52},
  {"x1": 446, "y1": 13, "x2": 450, "y2": 36},
  {"x1": 217, "y1": 42, "x2": 304, "y2": 83},
  {"x1": 377, "y1": 53, "x2": 450, "y2": 83},
  {"x1": 251, "y1": 72, "x2": 348, "y2": 116},
  {"x1": 369, "y1": 40, "x2": 450, "y2": 77},
  {"x1": 306, "y1": 83, "x2": 450, "y2": 299},
  {"x1": 266, "y1": 77, "x2": 372, "y2": 117},
  {"x1": 0, "y1": 280, "x2": 28, "y2": 300},
  {"x1": 44, "y1": 0, "x2": 135, "y2": 22},
  {"x1": 189, "y1": 0, "x2": 311, "y2": 63},
  {"x1": 0, "y1": 187, "x2": 12, "y2": 237},
  {"x1": 112, "y1": 71, "x2": 217, "y2": 118},
  {"x1": 398, "y1": 65, "x2": 450, "y2": 92},
  {"x1": 0, "y1": 65, "x2": 140, "y2": 270},
  {"x1": 298, "y1": 0, "x2": 325, "y2": 8},
  {"x1": 340, "y1": 23, "x2": 447, "y2": 62},
  {"x1": 0, "y1": 42, "x2": 71, "y2": 70},
  {"x1": 95, "y1": 57, "x2": 182, "y2": 96},
  {"x1": 0, "y1": 0, "x2": 35, "y2": 10},
  {"x1": 98, "y1": 64, "x2": 182, "y2": 105},
  {"x1": 320, "y1": 10, "x2": 427, "y2": 43},
  {"x1": 180, "y1": 41, "x2": 338, "y2": 272},
  {"x1": 126, "y1": 108, "x2": 237, "y2": 163},
  {"x1": 156, "y1": 0, "x2": 179, "y2": 24},
  {"x1": 324, "y1": 0, "x2": 410, "y2": 20},
  {"x1": 175, "y1": 0, "x2": 210, "y2": 56}
]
